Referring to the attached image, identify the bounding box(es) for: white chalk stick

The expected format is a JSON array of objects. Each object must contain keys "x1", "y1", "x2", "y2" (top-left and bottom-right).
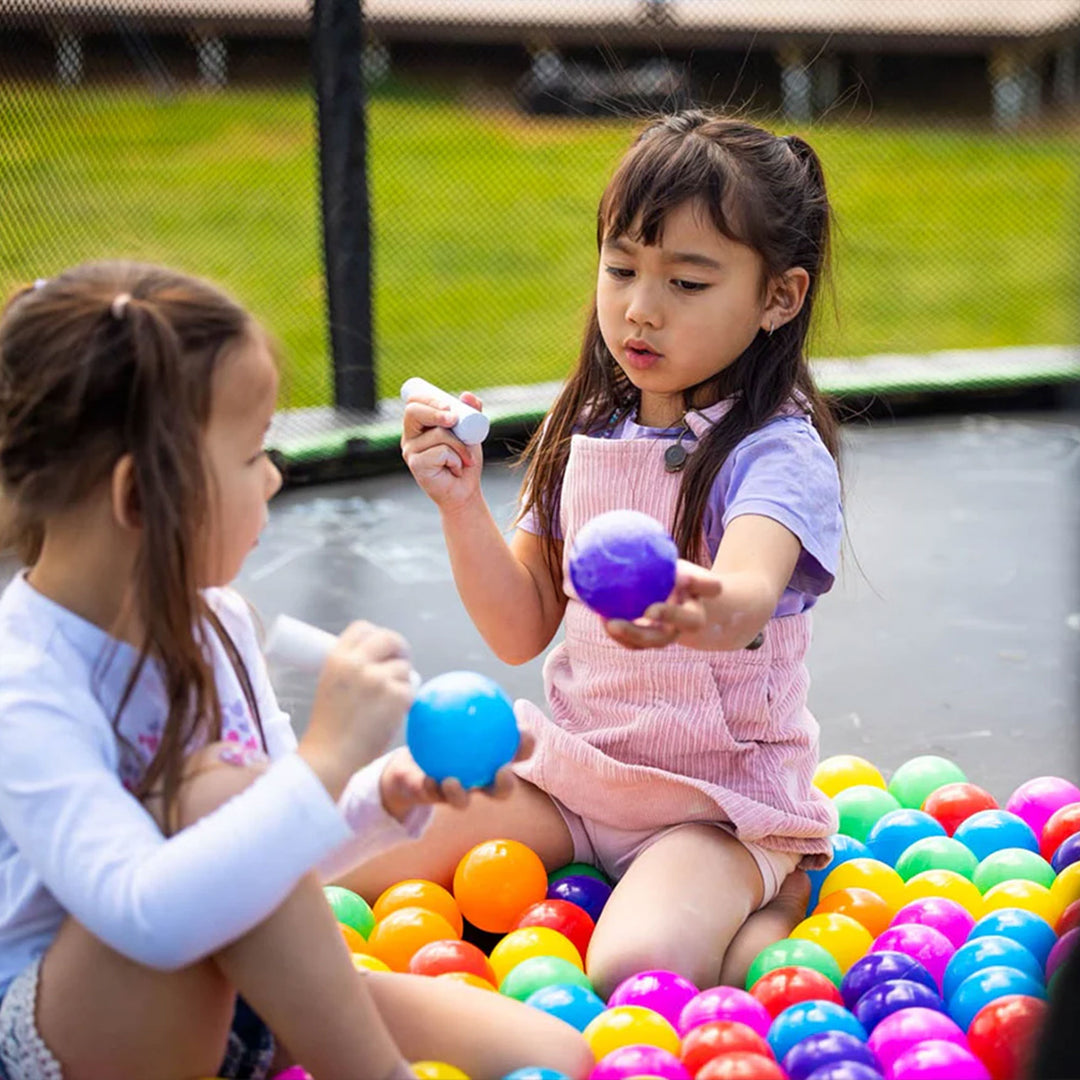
[
  {"x1": 264, "y1": 615, "x2": 421, "y2": 688},
  {"x1": 400, "y1": 377, "x2": 490, "y2": 445}
]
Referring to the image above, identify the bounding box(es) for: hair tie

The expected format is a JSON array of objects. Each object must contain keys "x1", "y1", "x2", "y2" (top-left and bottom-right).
[
  {"x1": 33, "y1": 278, "x2": 48, "y2": 291},
  {"x1": 110, "y1": 293, "x2": 131, "y2": 320}
]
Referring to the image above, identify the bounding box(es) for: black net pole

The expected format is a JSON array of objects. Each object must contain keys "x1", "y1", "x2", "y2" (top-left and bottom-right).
[{"x1": 311, "y1": 0, "x2": 375, "y2": 412}]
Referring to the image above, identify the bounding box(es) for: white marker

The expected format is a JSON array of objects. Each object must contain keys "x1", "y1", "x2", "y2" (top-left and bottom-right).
[
  {"x1": 400, "y1": 377, "x2": 490, "y2": 445},
  {"x1": 264, "y1": 614, "x2": 421, "y2": 688}
]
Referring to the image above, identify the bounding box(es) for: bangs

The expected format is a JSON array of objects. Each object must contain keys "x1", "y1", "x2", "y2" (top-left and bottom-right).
[{"x1": 598, "y1": 127, "x2": 766, "y2": 252}]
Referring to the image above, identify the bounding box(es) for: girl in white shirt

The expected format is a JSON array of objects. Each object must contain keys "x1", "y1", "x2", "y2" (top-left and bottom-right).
[{"x1": 0, "y1": 263, "x2": 590, "y2": 1080}]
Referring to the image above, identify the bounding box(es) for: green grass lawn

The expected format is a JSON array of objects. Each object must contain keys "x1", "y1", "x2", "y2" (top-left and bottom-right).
[{"x1": 2, "y1": 82, "x2": 1077, "y2": 409}]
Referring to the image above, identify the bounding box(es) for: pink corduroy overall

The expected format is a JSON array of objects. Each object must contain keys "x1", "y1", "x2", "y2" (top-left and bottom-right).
[{"x1": 514, "y1": 413, "x2": 838, "y2": 871}]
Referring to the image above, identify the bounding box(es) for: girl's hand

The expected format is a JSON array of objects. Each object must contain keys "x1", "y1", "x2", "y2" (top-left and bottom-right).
[
  {"x1": 604, "y1": 559, "x2": 722, "y2": 651},
  {"x1": 400, "y1": 391, "x2": 484, "y2": 512},
  {"x1": 299, "y1": 621, "x2": 415, "y2": 798},
  {"x1": 377, "y1": 733, "x2": 536, "y2": 822}
]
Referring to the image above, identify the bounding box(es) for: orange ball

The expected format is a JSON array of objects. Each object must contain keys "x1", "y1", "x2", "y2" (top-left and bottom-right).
[
  {"x1": 813, "y1": 887, "x2": 894, "y2": 938},
  {"x1": 374, "y1": 879, "x2": 464, "y2": 938},
  {"x1": 366, "y1": 906, "x2": 459, "y2": 972},
  {"x1": 452, "y1": 839, "x2": 548, "y2": 932},
  {"x1": 339, "y1": 924, "x2": 368, "y2": 952}
]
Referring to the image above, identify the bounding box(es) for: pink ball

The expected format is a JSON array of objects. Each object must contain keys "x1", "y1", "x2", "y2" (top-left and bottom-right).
[
  {"x1": 270, "y1": 1071, "x2": 313, "y2": 1080},
  {"x1": 590, "y1": 1044, "x2": 691, "y2": 1080},
  {"x1": 607, "y1": 969, "x2": 699, "y2": 1029},
  {"x1": 891, "y1": 1038, "x2": 991, "y2": 1080},
  {"x1": 871, "y1": 924, "x2": 956, "y2": 991},
  {"x1": 890, "y1": 897, "x2": 975, "y2": 949},
  {"x1": 868, "y1": 1007, "x2": 966, "y2": 1075},
  {"x1": 677, "y1": 985, "x2": 771, "y2": 1038},
  {"x1": 1006, "y1": 777, "x2": 1080, "y2": 840},
  {"x1": 1046, "y1": 927, "x2": 1080, "y2": 983}
]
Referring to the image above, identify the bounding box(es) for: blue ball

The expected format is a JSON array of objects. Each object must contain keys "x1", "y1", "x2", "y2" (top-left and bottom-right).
[
  {"x1": 522, "y1": 983, "x2": 606, "y2": 1033},
  {"x1": 783, "y1": 1031, "x2": 880, "y2": 1080},
  {"x1": 806, "y1": 1065, "x2": 883, "y2": 1080},
  {"x1": 948, "y1": 965, "x2": 1047, "y2": 1031},
  {"x1": 546, "y1": 875, "x2": 612, "y2": 923},
  {"x1": 953, "y1": 810, "x2": 1039, "y2": 862},
  {"x1": 943, "y1": 935, "x2": 1044, "y2": 1001},
  {"x1": 968, "y1": 908, "x2": 1058, "y2": 968},
  {"x1": 568, "y1": 509, "x2": 677, "y2": 621},
  {"x1": 841, "y1": 951, "x2": 938, "y2": 1011},
  {"x1": 501, "y1": 1071, "x2": 573, "y2": 1080},
  {"x1": 867, "y1": 809, "x2": 947, "y2": 867},
  {"x1": 853, "y1": 979, "x2": 945, "y2": 1031},
  {"x1": 768, "y1": 1001, "x2": 868, "y2": 1062},
  {"x1": 405, "y1": 671, "x2": 519, "y2": 789},
  {"x1": 1052, "y1": 832, "x2": 1080, "y2": 873},
  {"x1": 808, "y1": 835, "x2": 872, "y2": 914}
]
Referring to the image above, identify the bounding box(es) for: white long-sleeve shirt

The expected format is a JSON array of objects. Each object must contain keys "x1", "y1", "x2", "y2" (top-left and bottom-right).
[{"x1": 0, "y1": 572, "x2": 427, "y2": 995}]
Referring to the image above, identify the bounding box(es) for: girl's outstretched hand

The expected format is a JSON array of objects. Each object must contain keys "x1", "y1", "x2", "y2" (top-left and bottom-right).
[
  {"x1": 604, "y1": 559, "x2": 722, "y2": 651},
  {"x1": 377, "y1": 733, "x2": 536, "y2": 822},
  {"x1": 401, "y1": 390, "x2": 484, "y2": 511}
]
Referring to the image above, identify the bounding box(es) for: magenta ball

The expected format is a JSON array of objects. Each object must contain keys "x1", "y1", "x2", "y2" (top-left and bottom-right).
[
  {"x1": 677, "y1": 985, "x2": 772, "y2": 1038},
  {"x1": 871, "y1": 924, "x2": 955, "y2": 991},
  {"x1": 890, "y1": 897, "x2": 975, "y2": 950},
  {"x1": 867, "y1": 1007, "x2": 965, "y2": 1076},
  {"x1": 270, "y1": 1071, "x2": 313, "y2": 1080},
  {"x1": 1006, "y1": 777, "x2": 1080, "y2": 840},
  {"x1": 890, "y1": 1039, "x2": 990, "y2": 1080},
  {"x1": 589, "y1": 1044, "x2": 690, "y2": 1080},
  {"x1": 1046, "y1": 927, "x2": 1080, "y2": 983},
  {"x1": 606, "y1": 969, "x2": 699, "y2": 1030}
]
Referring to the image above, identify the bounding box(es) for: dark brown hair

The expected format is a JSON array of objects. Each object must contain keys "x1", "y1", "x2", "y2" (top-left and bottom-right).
[
  {"x1": 0, "y1": 261, "x2": 265, "y2": 829},
  {"x1": 518, "y1": 111, "x2": 839, "y2": 580}
]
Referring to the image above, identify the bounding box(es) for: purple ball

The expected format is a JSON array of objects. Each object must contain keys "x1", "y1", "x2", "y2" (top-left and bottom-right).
[
  {"x1": 890, "y1": 1039, "x2": 991, "y2": 1080},
  {"x1": 842, "y1": 951, "x2": 938, "y2": 1010},
  {"x1": 853, "y1": 979, "x2": 945, "y2": 1031},
  {"x1": 569, "y1": 510, "x2": 678, "y2": 621},
  {"x1": 806, "y1": 1065, "x2": 883, "y2": 1080},
  {"x1": 889, "y1": 897, "x2": 975, "y2": 950},
  {"x1": 871, "y1": 925, "x2": 955, "y2": 991},
  {"x1": 1006, "y1": 776, "x2": 1080, "y2": 840},
  {"x1": 677, "y1": 985, "x2": 772, "y2": 1038},
  {"x1": 546, "y1": 875, "x2": 612, "y2": 923},
  {"x1": 589, "y1": 1044, "x2": 690, "y2": 1080},
  {"x1": 1046, "y1": 927, "x2": 1080, "y2": 982},
  {"x1": 1051, "y1": 832, "x2": 1080, "y2": 874},
  {"x1": 606, "y1": 969, "x2": 699, "y2": 1029},
  {"x1": 867, "y1": 1007, "x2": 965, "y2": 1076},
  {"x1": 782, "y1": 1031, "x2": 880, "y2": 1080}
]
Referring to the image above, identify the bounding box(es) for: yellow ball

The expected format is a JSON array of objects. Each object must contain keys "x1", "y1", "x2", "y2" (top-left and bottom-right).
[
  {"x1": 984, "y1": 878, "x2": 1059, "y2": 925},
  {"x1": 904, "y1": 870, "x2": 985, "y2": 918},
  {"x1": 488, "y1": 926, "x2": 583, "y2": 985},
  {"x1": 814, "y1": 755, "x2": 887, "y2": 798},
  {"x1": 820, "y1": 858, "x2": 907, "y2": 912},
  {"x1": 350, "y1": 952, "x2": 392, "y2": 973},
  {"x1": 412, "y1": 1063, "x2": 470, "y2": 1079},
  {"x1": 583, "y1": 1005, "x2": 681, "y2": 1059},
  {"x1": 791, "y1": 912, "x2": 874, "y2": 974},
  {"x1": 436, "y1": 971, "x2": 498, "y2": 992},
  {"x1": 1050, "y1": 862, "x2": 1080, "y2": 919}
]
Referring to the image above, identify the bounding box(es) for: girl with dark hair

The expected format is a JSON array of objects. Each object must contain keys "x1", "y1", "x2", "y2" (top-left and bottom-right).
[
  {"x1": 0, "y1": 263, "x2": 590, "y2": 1080},
  {"x1": 357, "y1": 111, "x2": 844, "y2": 998}
]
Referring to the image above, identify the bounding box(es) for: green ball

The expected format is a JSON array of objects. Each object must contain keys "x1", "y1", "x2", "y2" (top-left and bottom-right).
[
  {"x1": 895, "y1": 836, "x2": 979, "y2": 881},
  {"x1": 888, "y1": 755, "x2": 968, "y2": 810},
  {"x1": 499, "y1": 956, "x2": 593, "y2": 1001},
  {"x1": 323, "y1": 885, "x2": 375, "y2": 939},
  {"x1": 973, "y1": 847, "x2": 1057, "y2": 893},
  {"x1": 745, "y1": 938, "x2": 844, "y2": 991},
  {"x1": 548, "y1": 861, "x2": 610, "y2": 885},
  {"x1": 834, "y1": 785, "x2": 902, "y2": 843}
]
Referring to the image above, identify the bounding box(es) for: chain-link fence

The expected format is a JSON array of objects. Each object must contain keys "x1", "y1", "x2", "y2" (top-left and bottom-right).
[{"x1": 2, "y1": 0, "x2": 1079, "y2": 471}]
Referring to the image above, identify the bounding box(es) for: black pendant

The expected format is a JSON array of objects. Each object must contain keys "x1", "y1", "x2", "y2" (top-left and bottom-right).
[{"x1": 664, "y1": 443, "x2": 688, "y2": 472}]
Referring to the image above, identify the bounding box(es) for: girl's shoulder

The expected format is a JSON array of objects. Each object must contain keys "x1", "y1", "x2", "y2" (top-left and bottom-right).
[{"x1": 203, "y1": 587, "x2": 263, "y2": 656}]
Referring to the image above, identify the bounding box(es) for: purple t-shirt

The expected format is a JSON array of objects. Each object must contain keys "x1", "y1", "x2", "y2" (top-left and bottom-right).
[{"x1": 518, "y1": 409, "x2": 842, "y2": 615}]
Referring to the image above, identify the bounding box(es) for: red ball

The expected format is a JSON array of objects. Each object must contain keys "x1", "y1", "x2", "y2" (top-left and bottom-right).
[
  {"x1": 1057, "y1": 898, "x2": 1080, "y2": 936},
  {"x1": 748, "y1": 965, "x2": 844, "y2": 1018},
  {"x1": 680, "y1": 1020, "x2": 773, "y2": 1075},
  {"x1": 696, "y1": 1051, "x2": 786, "y2": 1080},
  {"x1": 921, "y1": 783, "x2": 999, "y2": 836},
  {"x1": 407, "y1": 939, "x2": 496, "y2": 985},
  {"x1": 1040, "y1": 802, "x2": 1080, "y2": 861},
  {"x1": 511, "y1": 899, "x2": 594, "y2": 962},
  {"x1": 966, "y1": 993, "x2": 1048, "y2": 1080}
]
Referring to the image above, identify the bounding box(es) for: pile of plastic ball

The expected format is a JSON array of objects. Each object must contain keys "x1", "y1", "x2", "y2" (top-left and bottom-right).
[{"x1": 270, "y1": 755, "x2": 1080, "y2": 1080}]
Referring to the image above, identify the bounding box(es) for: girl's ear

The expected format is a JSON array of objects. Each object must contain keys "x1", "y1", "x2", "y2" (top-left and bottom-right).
[
  {"x1": 110, "y1": 454, "x2": 142, "y2": 531},
  {"x1": 761, "y1": 266, "x2": 810, "y2": 334}
]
